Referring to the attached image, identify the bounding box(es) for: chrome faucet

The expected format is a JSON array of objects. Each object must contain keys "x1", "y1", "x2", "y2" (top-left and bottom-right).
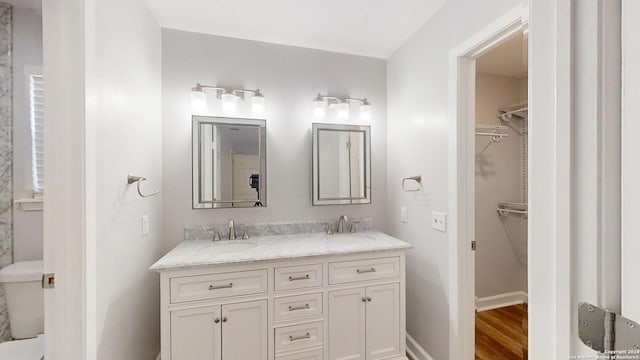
[
  {"x1": 337, "y1": 215, "x2": 349, "y2": 233},
  {"x1": 228, "y1": 219, "x2": 236, "y2": 240}
]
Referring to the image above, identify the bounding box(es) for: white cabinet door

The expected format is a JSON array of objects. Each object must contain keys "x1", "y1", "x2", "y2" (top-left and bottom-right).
[
  {"x1": 171, "y1": 306, "x2": 222, "y2": 360},
  {"x1": 329, "y1": 288, "x2": 366, "y2": 360},
  {"x1": 221, "y1": 299, "x2": 268, "y2": 360},
  {"x1": 365, "y1": 283, "x2": 400, "y2": 359}
]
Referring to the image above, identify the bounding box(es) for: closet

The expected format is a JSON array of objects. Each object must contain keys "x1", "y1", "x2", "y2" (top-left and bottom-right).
[{"x1": 474, "y1": 33, "x2": 529, "y2": 360}]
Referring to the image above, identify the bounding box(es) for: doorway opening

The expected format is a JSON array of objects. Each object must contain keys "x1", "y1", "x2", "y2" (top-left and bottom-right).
[
  {"x1": 447, "y1": 6, "x2": 528, "y2": 360},
  {"x1": 0, "y1": 0, "x2": 46, "y2": 358},
  {"x1": 474, "y1": 33, "x2": 528, "y2": 360}
]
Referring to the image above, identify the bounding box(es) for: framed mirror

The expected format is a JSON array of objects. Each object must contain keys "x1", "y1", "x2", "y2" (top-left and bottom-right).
[
  {"x1": 312, "y1": 123, "x2": 371, "y2": 205},
  {"x1": 192, "y1": 116, "x2": 267, "y2": 209}
]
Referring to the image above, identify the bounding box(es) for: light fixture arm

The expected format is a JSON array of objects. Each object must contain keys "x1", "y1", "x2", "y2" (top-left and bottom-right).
[
  {"x1": 196, "y1": 83, "x2": 224, "y2": 92},
  {"x1": 315, "y1": 94, "x2": 370, "y2": 106},
  {"x1": 232, "y1": 88, "x2": 261, "y2": 96},
  {"x1": 193, "y1": 83, "x2": 265, "y2": 100},
  {"x1": 345, "y1": 97, "x2": 369, "y2": 105}
]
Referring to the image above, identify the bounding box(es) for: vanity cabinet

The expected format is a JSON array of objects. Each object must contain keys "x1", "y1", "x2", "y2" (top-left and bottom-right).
[
  {"x1": 328, "y1": 283, "x2": 400, "y2": 360},
  {"x1": 170, "y1": 300, "x2": 267, "y2": 360},
  {"x1": 157, "y1": 250, "x2": 407, "y2": 360},
  {"x1": 170, "y1": 306, "x2": 222, "y2": 360}
]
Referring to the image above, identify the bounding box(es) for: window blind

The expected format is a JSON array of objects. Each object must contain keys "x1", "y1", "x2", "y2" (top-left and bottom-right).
[{"x1": 29, "y1": 74, "x2": 44, "y2": 193}]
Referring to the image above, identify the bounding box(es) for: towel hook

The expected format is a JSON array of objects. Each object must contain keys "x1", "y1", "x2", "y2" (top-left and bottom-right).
[
  {"x1": 402, "y1": 175, "x2": 422, "y2": 192},
  {"x1": 127, "y1": 174, "x2": 159, "y2": 198}
]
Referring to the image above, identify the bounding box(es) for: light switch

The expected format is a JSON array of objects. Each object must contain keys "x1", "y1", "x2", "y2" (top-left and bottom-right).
[
  {"x1": 432, "y1": 211, "x2": 447, "y2": 232},
  {"x1": 400, "y1": 207, "x2": 408, "y2": 223},
  {"x1": 142, "y1": 215, "x2": 149, "y2": 236}
]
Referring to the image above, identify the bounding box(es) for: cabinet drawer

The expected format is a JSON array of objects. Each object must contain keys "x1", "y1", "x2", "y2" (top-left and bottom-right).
[
  {"x1": 328, "y1": 257, "x2": 399, "y2": 285},
  {"x1": 275, "y1": 321, "x2": 324, "y2": 354},
  {"x1": 170, "y1": 269, "x2": 268, "y2": 303},
  {"x1": 276, "y1": 349, "x2": 323, "y2": 360},
  {"x1": 274, "y1": 292, "x2": 323, "y2": 322},
  {"x1": 274, "y1": 264, "x2": 323, "y2": 291}
]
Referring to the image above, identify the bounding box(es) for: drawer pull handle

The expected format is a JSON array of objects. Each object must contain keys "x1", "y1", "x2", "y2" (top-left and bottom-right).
[
  {"x1": 209, "y1": 282, "x2": 233, "y2": 290},
  {"x1": 356, "y1": 268, "x2": 376, "y2": 274},
  {"x1": 288, "y1": 274, "x2": 310, "y2": 281},
  {"x1": 288, "y1": 304, "x2": 310, "y2": 311},
  {"x1": 289, "y1": 332, "x2": 310, "y2": 342}
]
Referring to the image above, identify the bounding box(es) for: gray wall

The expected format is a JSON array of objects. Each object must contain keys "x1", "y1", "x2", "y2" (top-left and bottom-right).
[
  {"x1": 12, "y1": 7, "x2": 43, "y2": 262},
  {"x1": 475, "y1": 73, "x2": 527, "y2": 299},
  {"x1": 386, "y1": 0, "x2": 522, "y2": 358},
  {"x1": 88, "y1": 0, "x2": 164, "y2": 359},
  {"x1": 161, "y1": 30, "x2": 387, "y2": 249}
]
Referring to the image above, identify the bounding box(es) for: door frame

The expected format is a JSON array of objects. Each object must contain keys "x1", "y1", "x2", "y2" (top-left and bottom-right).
[
  {"x1": 621, "y1": 0, "x2": 640, "y2": 322},
  {"x1": 447, "y1": 2, "x2": 576, "y2": 359},
  {"x1": 42, "y1": 0, "x2": 94, "y2": 358},
  {"x1": 447, "y1": 6, "x2": 528, "y2": 359}
]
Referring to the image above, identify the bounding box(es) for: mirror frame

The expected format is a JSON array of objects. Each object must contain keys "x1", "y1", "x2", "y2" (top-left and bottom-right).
[
  {"x1": 312, "y1": 123, "x2": 371, "y2": 206},
  {"x1": 192, "y1": 115, "x2": 267, "y2": 209}
]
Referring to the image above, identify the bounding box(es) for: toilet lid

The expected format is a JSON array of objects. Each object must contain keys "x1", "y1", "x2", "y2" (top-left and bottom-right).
[
  {"x1": 0, "y1": 260, "x2": 44, "y2": 283},
  {"x1": 0, "y1": 334, "x2": 44, "y2": 359}
]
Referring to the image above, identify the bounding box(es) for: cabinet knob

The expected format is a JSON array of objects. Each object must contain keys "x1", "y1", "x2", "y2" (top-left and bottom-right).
[
  {"x1": 367, "y1": 297, "x2": 372, "y2": 302},
  {"x1": 214, "y1": 318, "x2": 220, "y2": 324},
  {"x1": 222, "y1": 317, "x2": 228, "y2": 323},
  {"x1": 362, "y1": 297, "x2": 366, "y2": 302}
]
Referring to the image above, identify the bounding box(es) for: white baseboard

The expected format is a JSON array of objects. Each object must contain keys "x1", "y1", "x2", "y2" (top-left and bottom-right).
[
  {"x1": 406, "y1": 334, "x2": 435, "y2": 360},
  {"x1": 476, "y1": 291, "x2": 528, "y2": 312}
]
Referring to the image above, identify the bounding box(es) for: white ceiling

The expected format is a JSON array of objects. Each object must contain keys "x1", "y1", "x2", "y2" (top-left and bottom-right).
[
  {"x1": 476, "y1": 34, "x2": 528, "y2": 78},
  {"x1": 145, "y1": 0, "x2": 448, "y2": 59}
]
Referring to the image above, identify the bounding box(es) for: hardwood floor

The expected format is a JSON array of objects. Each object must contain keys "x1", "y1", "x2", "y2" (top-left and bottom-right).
[{"x1": 475, "y1": 304, "x2": 528, "y2": 360}]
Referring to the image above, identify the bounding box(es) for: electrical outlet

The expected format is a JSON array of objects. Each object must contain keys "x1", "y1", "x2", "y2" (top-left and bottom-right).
[
  {"x1": 432, "y1": 211, "x2": 447, "y2": 232},
  {"x1": 142, "y1": 215, "x2": 149, "y2": 236},
  {"x1": 400, "y1": 207, "x2": 408, "y2": 223}
]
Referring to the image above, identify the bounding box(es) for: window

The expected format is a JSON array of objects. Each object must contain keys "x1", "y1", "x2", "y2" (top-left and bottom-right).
[{"x1": 29, "y1": 74, "x2": 44, "y2": 194}]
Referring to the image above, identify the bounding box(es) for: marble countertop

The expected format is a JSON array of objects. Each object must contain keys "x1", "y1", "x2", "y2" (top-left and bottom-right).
[{"x1": 149, "y1": 231, "x2": 412, "y2": 271}]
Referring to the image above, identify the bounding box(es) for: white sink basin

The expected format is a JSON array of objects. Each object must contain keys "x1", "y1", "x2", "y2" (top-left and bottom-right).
[{"x1": 211, "y1": 241, "x2": 257, "y2": 253}]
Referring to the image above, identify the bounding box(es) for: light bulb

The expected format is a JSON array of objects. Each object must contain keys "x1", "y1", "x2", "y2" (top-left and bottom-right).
[
  {"x1": 190, "y1": 85, "x2": 206, "y2": 111},
  {"x1": 359, "y1": 102, "x2": 372, "y2": 121},
  {"x1": 221, "y1": 91, "x2": 237, "y2": 114},
  {"x1": 251, "y1": 92, "x2": 266, "y2": 116},
  {"x1": 313, "y1": 96, "x2": 326, "y2": 118},
  {"x1": 337, "y1": 100, "x2": 350, "y2": 119}
]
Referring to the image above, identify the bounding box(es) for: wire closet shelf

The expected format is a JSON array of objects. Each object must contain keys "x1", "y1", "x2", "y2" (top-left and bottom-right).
[
  {"x1": 498, "y1": 99, "x2": 528, "y2": 122},
  {"x1": 494, "y1": 99, "x2": 529, "y2": 218},
  {"x1": 497, "y1": 201, "x2": 528, "y2": 218}
]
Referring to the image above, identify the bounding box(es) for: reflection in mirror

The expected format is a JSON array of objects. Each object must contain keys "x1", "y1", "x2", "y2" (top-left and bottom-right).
[
  {"x1": 192, "y1": 116, "x2": 266, "y2": 209},
  {"x1": 312, "y1": 123, "x2": 371, "y2": 205}
]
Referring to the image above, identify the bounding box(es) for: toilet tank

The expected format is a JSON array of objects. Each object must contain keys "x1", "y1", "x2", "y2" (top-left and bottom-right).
[{"x1": 0, "y1": 260, "x2": 44, "y2": 339}]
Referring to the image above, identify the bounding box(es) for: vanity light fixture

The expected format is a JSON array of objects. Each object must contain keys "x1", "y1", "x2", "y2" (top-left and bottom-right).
[
  {"x1": 337, "y1": 99, "x2": 350, "y2": 119},
  {"x1": 190, "y1": 84, "x2": 207, "y2": 111},
  {"x1": 190, "y1": 83, "x2": 266, "y2": 116},
  {"x1": 312, "y1": 94, "x2": 326, "y2": 118},
  {"x1": 312, "y1": 93, "x2": 372, "y2": 121},
  {"x1": 359, "y1": 99, "x2": 372, "y2": 120},
  {"x1": 251, "y1": 90, "x2": 266, "y2": 115},
  {"x1": 221, "y1": 89, "x2": 238, "y2": 114}
]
